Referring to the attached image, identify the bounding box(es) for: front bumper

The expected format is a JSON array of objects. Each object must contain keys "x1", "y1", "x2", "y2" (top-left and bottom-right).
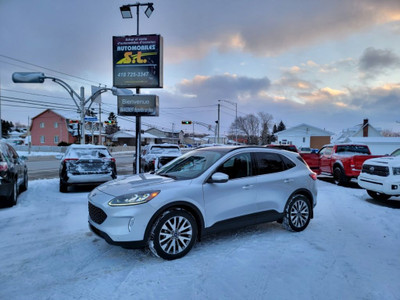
[
  {"x1": 358, "y1": 175, "x2": 400, "y2": 196},
  {"x1": 88, "y1": 194, "x2": 157, "y2": 245}
]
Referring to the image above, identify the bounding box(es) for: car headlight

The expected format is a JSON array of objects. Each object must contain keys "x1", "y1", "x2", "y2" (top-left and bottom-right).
[
  {"x1": 393, "y1": 167, "x2": 400, "y2": 175},
  {"x1": 108, "y1": 191, "x2": 160, "y2": 206}
]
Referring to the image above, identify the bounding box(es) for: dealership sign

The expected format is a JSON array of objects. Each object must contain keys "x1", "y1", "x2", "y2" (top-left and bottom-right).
[
  {"x1": 118, "y1": 95, "x2": 159, "y2": 116},
  {"x1": 113, "y1": 35, "x2": 163, "y2": 88}
]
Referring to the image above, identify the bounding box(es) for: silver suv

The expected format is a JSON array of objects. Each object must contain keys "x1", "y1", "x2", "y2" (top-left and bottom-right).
[{"x1": 89, "y1": 146, "x2": 317, "y2": 260}]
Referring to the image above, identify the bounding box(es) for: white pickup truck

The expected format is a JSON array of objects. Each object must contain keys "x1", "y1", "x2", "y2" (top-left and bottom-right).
[{"x1": 358, "y1": 148, "x2": 400, "y2": 201}]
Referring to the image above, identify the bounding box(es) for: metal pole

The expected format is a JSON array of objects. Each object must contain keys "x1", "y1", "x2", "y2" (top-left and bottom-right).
[
  {"x1": 80, "y1": 87, "x2": 85, "y2": 144},
  {"x1": 99, "y1": 102, "x2": 102, "y2": 145},
  {"x1": 217, "y1": 103, "x2": 220, "y2": 143},
  {"x1": 235, "y1": 103, "x2": 238, "y2": 143},
  {"x1": 134, "y1": 5, "x2": 141, "y2": 174}
]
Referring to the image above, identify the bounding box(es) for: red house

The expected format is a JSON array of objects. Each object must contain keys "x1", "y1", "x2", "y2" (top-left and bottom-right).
[{"x1": 30, "y1": 109, "x2": 79, "y2": 146}]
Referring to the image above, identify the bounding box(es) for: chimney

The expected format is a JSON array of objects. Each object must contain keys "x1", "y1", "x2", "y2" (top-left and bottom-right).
[{"x1": 363, "y1": 119, "x2": 368, "y2": 137}]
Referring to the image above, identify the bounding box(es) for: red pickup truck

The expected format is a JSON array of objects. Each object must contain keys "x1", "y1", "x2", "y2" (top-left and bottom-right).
[{"x1": 301, "y1": 144, "x2": 383, "y2": 185}]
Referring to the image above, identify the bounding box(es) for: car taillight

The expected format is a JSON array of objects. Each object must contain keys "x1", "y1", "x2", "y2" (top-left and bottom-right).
[
  {"x1": 309, "y1": 173, "x2": 317, "y2": 181},
  {"x1": 0, "y1": 162, "x2": 8, "y2": 172}
]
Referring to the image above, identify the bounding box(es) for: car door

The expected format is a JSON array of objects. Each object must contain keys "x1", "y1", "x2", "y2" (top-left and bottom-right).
[
  {"x1": 6, "y1": 144, "x2": 24, "y2": 187},
  {"x1": 202, "y1": 152, "x2": 257, "y2": 227},
  {"x1": 319, "y1": 146, "x2": 333, "y2": 173},
  {"x1": 252, "y1": 152, "x2": 296, "y2": 213}
]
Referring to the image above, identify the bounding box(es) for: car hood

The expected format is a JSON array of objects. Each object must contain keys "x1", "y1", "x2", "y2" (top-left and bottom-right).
[
  {"x1": 364, "y1": 155, "x2": 400, "y2": 167},
  {"x1": 96, "y1": 173, "x2": 175, "y2": 197}
]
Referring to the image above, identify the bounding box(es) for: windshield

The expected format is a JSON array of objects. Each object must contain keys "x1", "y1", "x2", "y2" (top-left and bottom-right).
[
  {"x1": 336, "y1": 145, "x2": 370, "y2": 155},
  {"x1": 68, "y1": 148, "x2": 111, "y2": 159},
  {"x1": 149, "y1": 146, "x2": 181, "y2": 154},
  {"x1": 155, "y1": 149, "x2": 224, "y2": 180},
  {"x1": 391, "y1": 148, "x2": 400, "y2": 157}
]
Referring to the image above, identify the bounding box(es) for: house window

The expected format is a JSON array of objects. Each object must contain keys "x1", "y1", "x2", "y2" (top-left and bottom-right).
[
  {"x1": 40, "y1": 136, "x2": 45, "y2": 143},
  {"x1": 54, "y1": 136, "x2": 59, "y2": 144},
  {"x1": 40, "y1": 122, "x2": 45, "y2": 128},
  {"x1": 54, "y1": 122, "x2": 58, "y2": 128}
]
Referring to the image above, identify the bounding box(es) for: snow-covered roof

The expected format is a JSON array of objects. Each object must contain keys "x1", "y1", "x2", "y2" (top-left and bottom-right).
[{"x1": 275, "y1": 123, "x2": 334, "y2": 137}]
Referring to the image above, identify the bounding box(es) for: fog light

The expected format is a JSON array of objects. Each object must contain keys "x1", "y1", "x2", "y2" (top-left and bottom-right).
[
  {"x1": 128, "y1": 217, "x2": 135, "y2": 232},
  {"x1": 392, "y1": 185, "x2": 398, "y2": 190}
]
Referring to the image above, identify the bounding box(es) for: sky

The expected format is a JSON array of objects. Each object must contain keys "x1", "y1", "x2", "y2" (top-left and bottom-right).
[{"x1": 1, "y1": 0, "x2": 400, "y2": 136}]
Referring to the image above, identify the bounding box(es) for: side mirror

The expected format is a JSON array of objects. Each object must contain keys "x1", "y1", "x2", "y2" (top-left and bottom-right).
[{"x1": 208, "y1": 172, "x2": 229, "y2": 183}]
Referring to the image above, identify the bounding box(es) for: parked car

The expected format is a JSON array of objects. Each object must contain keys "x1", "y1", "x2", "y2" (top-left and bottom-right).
[
  {"x1": 89, "y1": 146, "x2": 318, "y2": 260},
  {"x1": 0, "y1": 141, "x2": 28, "y2": 207},
  {"x1": 358, "y1": 148, "x2": 400, "y2": 201},
  {"x1": 265, "y1": 144, "x2": 299, "y2": 152},
  {"x1": 59, "y1": 144, "x2": 117, "y2": 193},
  {"x1": 133, "y1": 143, "x2": 182, "y2": 173},
  {"x1": 300, "y1": 143, "x2": 383, "y2": 185}
]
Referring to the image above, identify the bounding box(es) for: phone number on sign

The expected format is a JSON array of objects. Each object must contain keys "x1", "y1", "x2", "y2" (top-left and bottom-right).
[{"x1": 117, "y1": 72, "x2": 150, "y2": 78}]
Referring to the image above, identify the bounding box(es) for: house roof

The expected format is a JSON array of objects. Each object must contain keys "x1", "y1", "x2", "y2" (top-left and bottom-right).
[{"x1": 275, "y1": 123, "x2": 334, "y2": 137}]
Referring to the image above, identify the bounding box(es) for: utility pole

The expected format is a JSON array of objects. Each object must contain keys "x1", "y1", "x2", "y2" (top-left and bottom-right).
[
  {"x1": 80, "y1": 87, "x2": 85, "y2": 144},
  {"x1": 217, "y1": 103, "x2": 220, "y2": 143}
]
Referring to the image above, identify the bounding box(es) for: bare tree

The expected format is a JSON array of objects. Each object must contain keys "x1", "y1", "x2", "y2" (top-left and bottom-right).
[
  {"x1": 258, "y1": 112, "x2": 273, "y2": 145},
  {"x1": 230, "y1": 113, "x2": 260, "y2": 144}
]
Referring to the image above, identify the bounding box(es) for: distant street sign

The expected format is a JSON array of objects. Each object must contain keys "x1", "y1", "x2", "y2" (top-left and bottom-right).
[{"x1": 84, "y1": 117, "x2": 98, "y2": 122}]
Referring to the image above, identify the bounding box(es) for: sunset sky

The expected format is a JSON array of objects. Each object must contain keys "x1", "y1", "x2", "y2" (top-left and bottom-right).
[{"x1": 1, "y1": 0, "x2": 400, "y2": 136}]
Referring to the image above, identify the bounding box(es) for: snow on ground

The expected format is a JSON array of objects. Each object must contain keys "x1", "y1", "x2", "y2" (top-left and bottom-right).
[{"x1": 1, "y1": 178, "x2": 400, "y2": 300}]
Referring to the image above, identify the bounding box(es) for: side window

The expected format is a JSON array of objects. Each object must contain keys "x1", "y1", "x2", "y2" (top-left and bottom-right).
[
  {"x1": 6, "y1": 144, "x2": 18, "y2": 160},
  {"x1": 280, "y1": 154, "x2": 296, "y2": 169},
  {"x1": 255, "y1": 152, "x2": 285, "y2": 175},
  {"x1": 216, "y1": 153, "x2": 252, "y2": 180},
  {"x1": 319, "y1": 147, "x2": 332, "y2": 156},
  {"x1": 40, "y1": 122, "x2": 45, "y2": 128}
]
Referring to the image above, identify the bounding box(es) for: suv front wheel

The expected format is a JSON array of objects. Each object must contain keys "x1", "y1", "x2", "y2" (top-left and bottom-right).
[{"x1": 149, "y1": 210, "x2": 197, "y2": 260}]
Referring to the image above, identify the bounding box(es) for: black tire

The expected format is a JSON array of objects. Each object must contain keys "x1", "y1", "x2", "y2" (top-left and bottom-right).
[
  {"x1": 333, "y1": 167, "x2": 349, "y2": 186},
  {"x1": 283, "y1": 194, "x2": 311, "y2": 232},
  {"x1": 59, "y1": 179, "x2": 68, "y2": 193},
  {"x1": 6, "y1": 180, "x2": 18, "y2": 207},
  {"x1": 149, "y1": 210, "x2": 197, "y2": 260},
  {"x1": 367, "y1": 190, "x2": 391, "y2": 201},
  {"x1": 20, "y1": 170, "x2": 28, "y2": 192}
]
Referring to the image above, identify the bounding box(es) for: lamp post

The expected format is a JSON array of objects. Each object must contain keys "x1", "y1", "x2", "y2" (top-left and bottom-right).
[
  {"x1": 218, "y1": 99, "x2": 238, "y2": 144},
  {"x1": 119, "y1": 2, "x2": 154, "y2": 174},
  {"x1": 12, "y1": 72, "x2": 132, "y2": 144}
]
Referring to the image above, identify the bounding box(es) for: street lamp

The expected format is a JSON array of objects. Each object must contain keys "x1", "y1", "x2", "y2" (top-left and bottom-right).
[
  {"x1": 119, "y1": 2, "x2": 154, "y2": 174},
  {"x1": 219, "y1": 99, "x2": 238, "y2": 144},
  {"x1": 12, "y1": 72, "x2": 132, "y2": 144}
]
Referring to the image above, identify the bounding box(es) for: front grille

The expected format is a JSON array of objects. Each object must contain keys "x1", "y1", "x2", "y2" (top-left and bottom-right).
[
  {"x1": 88, "y1": 202, "x2": 107, "y2": 224},
  {"x1": 361, "y1": 164, "x2": 389, "y2": 177}
]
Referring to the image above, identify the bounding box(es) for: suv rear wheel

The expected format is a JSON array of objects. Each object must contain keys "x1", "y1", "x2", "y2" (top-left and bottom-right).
[
  {"x1": 149, "y1": 210, "x2": 197, "y2": 260},
  {"x1": 283, "y1": 194, "x2": 311, "y2": 232}
]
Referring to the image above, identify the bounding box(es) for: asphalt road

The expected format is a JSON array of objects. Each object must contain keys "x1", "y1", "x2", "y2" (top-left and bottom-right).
[{"x1": 26, "y1": 152, "x2": 134, "y2": 180}]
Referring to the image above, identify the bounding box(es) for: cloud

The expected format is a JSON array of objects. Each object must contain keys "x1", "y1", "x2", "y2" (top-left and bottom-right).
[
  {"x1": 176, "y1": 73, "x2": 271, "y2": 102},
  {"x1": 359, "y1": 47, "x2": 400, "y2": 72},
  {"x1": 161, "y1": 0, "x2": 400, "y2": 62}
]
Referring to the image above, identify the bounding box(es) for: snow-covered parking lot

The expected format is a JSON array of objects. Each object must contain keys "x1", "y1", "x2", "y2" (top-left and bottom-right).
[{"x1": 1, "y1": 178, "x2": 400, "y2": 300}]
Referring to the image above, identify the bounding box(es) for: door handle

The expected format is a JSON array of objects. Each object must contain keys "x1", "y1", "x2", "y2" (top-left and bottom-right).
[
  {"x1": 242, "y1": 184, "x2": 254, "y2": 190},
  {"x1": 284, "y1": 179, "x2": 294, "y2": 183}
]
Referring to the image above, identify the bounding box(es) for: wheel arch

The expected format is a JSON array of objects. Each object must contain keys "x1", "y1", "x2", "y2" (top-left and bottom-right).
[
  {"x1": 144, "y1": 201, "x2": 205, "y2": 242},
  {"x1": 286, "y1": 189, "x2": 315, "y2": 219}
]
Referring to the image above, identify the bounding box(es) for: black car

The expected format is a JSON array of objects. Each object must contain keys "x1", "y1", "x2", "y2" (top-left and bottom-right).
[{"x1": 0, "y1": 141, "x2": 28, "y2": 207}]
